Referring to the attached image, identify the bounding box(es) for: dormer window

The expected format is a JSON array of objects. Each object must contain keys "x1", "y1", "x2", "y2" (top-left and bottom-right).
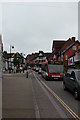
[
  {"x1": 53, "y1": 55, "x2": 56, "y2": 59},
  {"x1": 39, "y1": 53, "x2": 43, "y2": 56}
]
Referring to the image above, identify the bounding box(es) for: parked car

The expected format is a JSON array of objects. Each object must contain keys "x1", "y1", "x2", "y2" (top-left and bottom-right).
[
  {"x1": 38, "y1": 67, "x2": 42, "y2": 74},
  {"x1": 27, "y1": 66, "x2": 31, "y2": 69},
  {"x1": 63, "y1": 68, "x2": 80, "y2": 99},
  {"x1": 35, "y1": 67, "x2": 39, "y2": 72},
  {"x1": 32, "y1": 67, "x2": 36, "y2": 71}
]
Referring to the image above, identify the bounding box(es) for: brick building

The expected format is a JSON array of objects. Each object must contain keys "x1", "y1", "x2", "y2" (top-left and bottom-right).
[
  {"x1": 61, "y1": 40, "x2": 80, "y2": 71},
  {"x1": 26, "y1": 51, "x2": 52, "y2": 67},
  {"x1": 52, "y1": 37, "x2": 80, "y2": 71},
  {"x1": 52, "y1": 40, "x2": 66, "y2": 60},
  {"x1": 26, "y1": 53, "x2": 37, "y2": 66}
]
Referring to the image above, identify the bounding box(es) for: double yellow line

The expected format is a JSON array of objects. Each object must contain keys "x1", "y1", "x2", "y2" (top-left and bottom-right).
[{"x1": 38, "y1": 76, "x2": 80, "y2": 120}]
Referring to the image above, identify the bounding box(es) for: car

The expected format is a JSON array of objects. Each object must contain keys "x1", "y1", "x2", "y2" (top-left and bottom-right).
[
  {"x1": 35, "y1": 67, "x2": 39, "y2": 72},
  {"x1": 38, "y1": 67, "x2": 42, "y2": 74},
  {"x1": 32, "y1": 67, "x2": 36, "y2": 71},
  {"x1": 63, "y1": 68, "x2": 80, "y2": 99},
  {"x1": 27, "y1": 66, "x2": 31, "y2": 69}
]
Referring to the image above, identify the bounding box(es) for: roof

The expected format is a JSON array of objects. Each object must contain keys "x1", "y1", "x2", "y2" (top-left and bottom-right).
[
  {"x1": 60, "y1": 37, "x2": 75, "y2": 52},
  {"x1": 7, "y1": 52, "x2": 24, "y2": 59},
  {"x1": 52, "y1": 37, "x2": 76, "y2": 55},
  {"x1": 44, "y1": 53, "x2": 52, "y2": 59},
  {"x1": 62, "y1": 40, "x2": 80, "y2": 54},
  {"x1": 26, "y1": 54, "x2": 35, "y2": 61},
  {"x1": 7, "y1": 53, "x2": 14, "y2": 59},
  {"x1": 52, "y1": 40, "x2": 66, "y2": 52}
]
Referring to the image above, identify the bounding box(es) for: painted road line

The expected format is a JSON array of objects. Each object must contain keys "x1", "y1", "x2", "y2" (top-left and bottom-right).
[
  {"x1": 33, "y1": 72, "x2": 68, "y2": 118},
  {"x1": 37, "y1": 76, "x2": 80, "y2": 120}
]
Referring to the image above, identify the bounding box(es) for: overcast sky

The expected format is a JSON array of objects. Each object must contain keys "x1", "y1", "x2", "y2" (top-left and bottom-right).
[{"x1": 1, "y1": 1, "x2": 79, "y2": 56}]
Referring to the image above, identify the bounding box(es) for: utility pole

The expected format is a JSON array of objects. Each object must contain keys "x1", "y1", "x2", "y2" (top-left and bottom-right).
[{"x1": 9, "y1": 45, "x2": 14, "y2": 73}]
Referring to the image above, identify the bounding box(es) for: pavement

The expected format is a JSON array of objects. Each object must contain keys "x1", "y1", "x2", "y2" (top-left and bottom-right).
[{"x1": 2, "y1": 72, "x2": 36, "y2": 118}]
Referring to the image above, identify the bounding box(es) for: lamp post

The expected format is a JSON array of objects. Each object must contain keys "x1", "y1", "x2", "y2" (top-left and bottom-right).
[{"x1": 9, "y1": 45, "x2": 14, "y2": 73}]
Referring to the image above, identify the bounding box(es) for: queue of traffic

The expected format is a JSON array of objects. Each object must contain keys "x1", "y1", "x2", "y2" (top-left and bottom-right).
[
  {"x1": 30, "y1": 60, "x2": 80, "y2": 100},
  {"x1": 31, "y1": 60, "x2": 64, "y2": 80}
]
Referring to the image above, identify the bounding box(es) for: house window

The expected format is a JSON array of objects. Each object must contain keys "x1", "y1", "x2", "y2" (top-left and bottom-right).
[
  {"x1": 78, "y1": 52, "x2": 80, "y2": 60},
  {"x1": 53, "y1": 55, "x2": 56, "y2": 59},
  {"x1": 73, "y1": 46, "x2": 76, "y2": 50},
  {"x1": 78, "y1": 46, "x2": 80, "y2": 49},
  {"x1": 61, "y1": 55, "x2": 63, "y2": 60}
]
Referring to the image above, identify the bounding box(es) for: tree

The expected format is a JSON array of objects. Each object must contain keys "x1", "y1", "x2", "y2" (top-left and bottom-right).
[{"x1": 13, "y1": 53, "x2": 21, "y2": 67}]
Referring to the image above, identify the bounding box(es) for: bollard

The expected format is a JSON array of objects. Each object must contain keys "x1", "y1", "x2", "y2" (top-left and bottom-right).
[{"x1": 26, "y1": 71, "x2": 28, "y2": 78}]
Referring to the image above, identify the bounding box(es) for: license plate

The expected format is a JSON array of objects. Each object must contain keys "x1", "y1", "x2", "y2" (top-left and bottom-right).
[
  {"x1": 54, "y1": 77, "x2": 58, "y2": 79},
  {"x1": 52, "y1": 76, "x2": 60, "y2": 77}
]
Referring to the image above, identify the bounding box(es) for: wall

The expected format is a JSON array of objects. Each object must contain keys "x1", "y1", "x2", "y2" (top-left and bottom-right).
[
  {"x1": 64, "y1": 42, "x2": 79, "y2": 60},
  {"x1": 0, "y1": 3, "x2": 2, "y2": 118},
  {"x1": 63, "y1": 42, "x2": 80, "y2": 71}
]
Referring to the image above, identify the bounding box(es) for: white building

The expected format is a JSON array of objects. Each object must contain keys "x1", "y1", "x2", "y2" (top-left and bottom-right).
[
  {"x1": 0, "y1": 35, "x2": 3, "y2": 77},
  {"x1": 0, "y1": 34, "x2": 2, "y2": 120},
  {"x1": 0, "y1": 3, "x2": 2, "y2": 119}
]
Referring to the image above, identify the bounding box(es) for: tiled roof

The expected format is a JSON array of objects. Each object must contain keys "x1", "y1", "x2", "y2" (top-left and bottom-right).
[
  {"x1": 62, "y1": 40, "x2": 80, "y2": 54},
  {"x1": 7, "y1": 52, "x2": 24, "y2": 59},
  {"x1": 60, "y1": 37, "x2": 75, "y2": 52},
  {"x1": 7, "y1": 53, "x2": 14, "y2": 59},
  {"x1": 26, "y1": 52, "x2": 52, "y2": 62},
  {"x1": 26, "y1": 54, "x2": 35, "y2": 61},
  {"x1": 44, "y1": 53, "x2": 52, "y2": 59},
  {"x1": 52, "y1": 40, "x2": 66, "y2": 52}
]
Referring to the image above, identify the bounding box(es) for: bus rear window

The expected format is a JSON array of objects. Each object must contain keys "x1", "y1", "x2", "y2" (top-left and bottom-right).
[{"x1": 48, "y1": 64, "x2": 63, "y2": 74}]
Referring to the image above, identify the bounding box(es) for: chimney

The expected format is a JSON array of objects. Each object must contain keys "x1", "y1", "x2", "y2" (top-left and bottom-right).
[{"x1": 71, "y1": 37, "x2": 75, "y2": 42}]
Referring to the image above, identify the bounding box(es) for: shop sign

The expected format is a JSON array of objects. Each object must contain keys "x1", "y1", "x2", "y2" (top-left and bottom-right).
[{"x1": 68, "y1": 56, "x2": 74, "y2": 65}]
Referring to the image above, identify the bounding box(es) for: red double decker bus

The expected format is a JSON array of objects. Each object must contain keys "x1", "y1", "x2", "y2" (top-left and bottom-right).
[{"x1": 41, "y1": 60, "x2": 64, "y2": 80}]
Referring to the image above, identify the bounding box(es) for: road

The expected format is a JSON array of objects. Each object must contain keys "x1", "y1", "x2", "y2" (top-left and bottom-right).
[
  {"x1": 31, "y1": 71, "x2": 80, "y2": 119},
  {"x1": 35, "y1": 72, "x2": 80, "y2": 114},
  {"x1": 2, "y1": 70, "x2": 80, "y2": 119}
]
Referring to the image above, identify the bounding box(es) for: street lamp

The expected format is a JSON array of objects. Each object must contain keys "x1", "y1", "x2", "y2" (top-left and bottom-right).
[
  {"x1": 9, "y1": 45, "x2": 14, "y2": 73},
  {"x1": 10, "y1": 45, "x2": 14, "y2": 54}
]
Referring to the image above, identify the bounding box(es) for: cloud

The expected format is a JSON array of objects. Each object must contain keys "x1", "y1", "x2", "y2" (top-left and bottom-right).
[
  {"x1": 0, "y1": 0, "x2": 79, "y2": 2},
  {"x1": 2, "y1": 2, "x2": 78, "y2": 56}
]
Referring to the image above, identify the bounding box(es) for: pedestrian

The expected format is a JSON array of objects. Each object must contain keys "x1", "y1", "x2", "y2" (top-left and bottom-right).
[
  {"x1": 19, "y1": 65, "x2": 22, "y2": 73},
  {"x1": 23, "y1": 67, "x2": 24, "y2": 73},
  {"x1": 14, "y1": 66, "x2": 16, "y2": 73}
]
